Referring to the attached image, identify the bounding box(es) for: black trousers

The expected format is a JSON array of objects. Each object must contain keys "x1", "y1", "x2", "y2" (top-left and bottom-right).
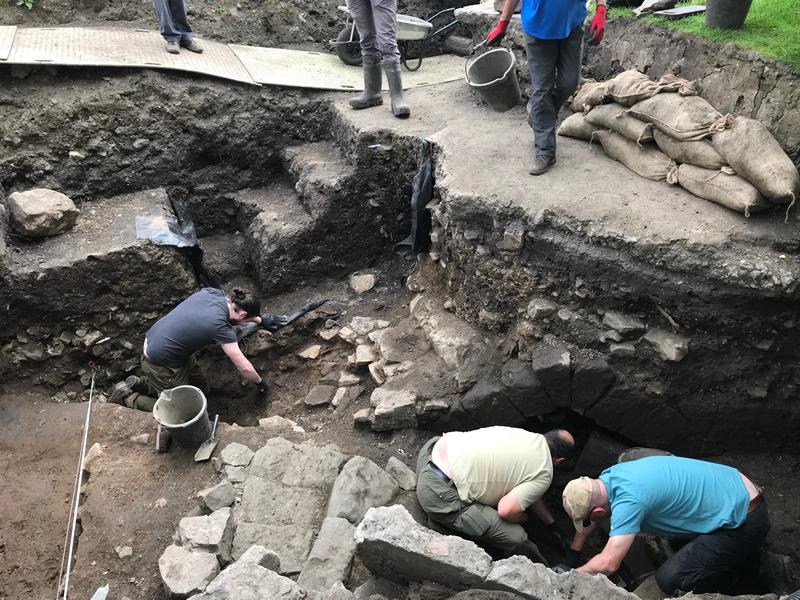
[{"x1": 655, "y1": 501, "x2": 770, "y2": 595}]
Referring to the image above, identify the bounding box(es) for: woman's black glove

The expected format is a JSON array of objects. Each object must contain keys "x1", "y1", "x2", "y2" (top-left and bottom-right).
[
  {"x1": 255, "y1": 378, "x2": 270, "y2": 396},
  {"x1": 260, "y1": 313, "x2": 291, "y2": 332}
]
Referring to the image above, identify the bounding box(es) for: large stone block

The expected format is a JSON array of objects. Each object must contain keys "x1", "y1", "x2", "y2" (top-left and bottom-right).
[
  {"x1": 572, "y1": 355, "x2": 616, "y2": 410},
  {"x1": 481, "y1": 556, "x2": 639, "y2": 600},
  {"x1": 8, "y1": 188, "x2": 79, "y2": 237},
  {"x1": 232, "y1": 522, "x2": 314, "y2": 575},
  {"x1": 159, "y1": 544, "x2": 220, "y2": 599},
  {"x1": 327, "y1": 456, "x2": 399, "y2": 523},
  {"x1": 412, "y1": 295, "x2": 481, "y2": 370},
  {"x1": 248, "y1": 437, "x2": 346, "y2": 489},
  {"x1": 500, "y1": 359, "x2": 554, "y2": 417},
  {"x1": 530, "y1": 345, "x2": 572, "y2": 407},
  {"x1": 178, "y1": 507, "x2": 235, "y2": 563},
  {"x1": 187, "y1": 558, "x2": 305, "y2": 600},
  {"x1": 354, "y1": 505, "x2": 492, "y2": 589},
  {"x1": 297, "y1": 517, "x2": 356, "y2": 592},
  {"x1": 458, "y1": 380, "x2": 526, "y2": 427},
  {"x1": 370, "y1": 389, "x2": 418, "y2": 432}
]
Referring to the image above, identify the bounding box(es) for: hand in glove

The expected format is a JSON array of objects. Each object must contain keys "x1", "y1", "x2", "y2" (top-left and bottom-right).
[
  {"x1": 563, "y1": 548, "x2": 582, "y2": 569},
  {"x1": 588, "y1": 4, "x2": 606, "y2": 45},
  {"x1": 255, "y1": 378, "x2": 270, "y2": 397},
  {"x1": 260, "y1": 313, "x2": 291, "y2": 332},
  {"x1": 552, "y1": 564, "x2": 572, "y2": 575},
  {"x1": 486, "y1": 19, "x2": 509, "y2": 46},
  {"x1": 547, "y1": 522, "x2": 570, "y2": 551}
]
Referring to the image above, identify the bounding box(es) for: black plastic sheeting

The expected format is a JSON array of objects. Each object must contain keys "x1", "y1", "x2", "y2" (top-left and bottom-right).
[
  {"x1": 135, "y1": 193, "x2": 217, "y2": 288},
  {"x1": 394, "y1": 140, "x2": 433, "y2": 260}
]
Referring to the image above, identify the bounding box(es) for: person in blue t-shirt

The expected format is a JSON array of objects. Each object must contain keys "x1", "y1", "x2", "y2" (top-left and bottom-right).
[
  {"x1": 486, "y1": 0, "x2": 607, "y2": 175},
  {"x1": 560, "y1": 456, "x2": 769, "y2": 595}
]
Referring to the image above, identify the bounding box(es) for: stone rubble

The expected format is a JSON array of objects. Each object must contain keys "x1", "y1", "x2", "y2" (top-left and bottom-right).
[
  {"x1": 327, "y1": 457, "x2": 399, "y2": 524},
  {"x1": 178, "y1": 508, "x2": 234, "y2": 563},
  {"x1": 384, "y1": 457, "x2": 416, "y2": 491},
  {"x1": 296, "y1": 517, "x2": 357, "y2": 592},
  {"x1": 197, "y1": 481, "x2": 236, "y2": 512},
  {"x1": 220, "y1": 442, "x2": 255, "y2": 467},
  {"x1": 159, "y1": 544, "x2": 220, "y2": 599}
]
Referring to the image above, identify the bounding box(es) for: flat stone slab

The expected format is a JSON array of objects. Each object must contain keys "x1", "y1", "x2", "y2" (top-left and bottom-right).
[
  {"x1": 296, "y1": 517, "x2": 356, "y2": 592},
  {"x1": 481, "y1": 556, "x2": 640, "y2": 600},
  {"x1": 159, "y1": 544, "x2": 219, "y2": 599},
  {"x1": 233, "y1": 438, "x2": 347, "y2": 574},
  {"x1": 327, "y1": 456, "x2": 399, "y2": 524},
  {"x1": 220, "y1": 442, "x2": 254, "y2": 467},
  {"x1": 187, "y1": 558, "x2": 305, "y2": 600},
  {"x1": 355, "y1": 505, "x2": 493, "y2": 589}
]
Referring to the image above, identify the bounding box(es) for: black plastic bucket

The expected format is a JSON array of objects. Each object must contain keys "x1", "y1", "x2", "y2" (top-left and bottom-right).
[
  {"x1": 705, "y1": 0, "x2": 753, "y2": 29},
  {"x1": 152, "y1": 385, "x2": 212, "y2": 449}
]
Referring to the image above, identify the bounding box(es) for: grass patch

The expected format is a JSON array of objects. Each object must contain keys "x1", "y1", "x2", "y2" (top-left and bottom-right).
[{"x1": 609, "y1": 0, "x2": 800, "y2": 70}]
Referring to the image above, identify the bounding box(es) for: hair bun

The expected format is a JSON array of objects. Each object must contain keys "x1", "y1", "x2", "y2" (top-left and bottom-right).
[{"x1": 232, "y1": 287, "x2": 246, "y2": 300}]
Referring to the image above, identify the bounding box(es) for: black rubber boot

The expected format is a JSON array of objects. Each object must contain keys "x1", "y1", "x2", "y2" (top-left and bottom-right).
[
  {"x1": 349, "y1": 60, "x2": 383, "y2": 110},
  {"x1": 382, "y1": 61, "x2": 410, "y2": 119}
]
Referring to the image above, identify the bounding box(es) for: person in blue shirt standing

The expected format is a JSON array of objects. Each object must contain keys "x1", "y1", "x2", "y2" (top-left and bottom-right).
[
  {"x1": 560, "y1": 456, "x2": 769, "y2": 595},
  {"x1": 486, "y1": 0, "x2": 607, "y2": 175}
]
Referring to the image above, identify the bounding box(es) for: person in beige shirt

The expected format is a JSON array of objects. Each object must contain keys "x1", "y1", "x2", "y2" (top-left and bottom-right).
[{"x1": 415, "y1": 426, "x2": 575, "y2": 561}]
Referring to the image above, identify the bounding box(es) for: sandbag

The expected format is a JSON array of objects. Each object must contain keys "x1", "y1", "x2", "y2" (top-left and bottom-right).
[
  {"x1": 585, "y1": 103, "x2": 653, "y2": 144},
  {"x1": 595, "y1": 130, "x2": 675, "y2": 181},
  {"x1": 677, "y1": 164, "x2": 769, "y2": 216},
  {"x1": 557, "y1": 112, "x2": 604, "y2": 141},
  {"x1": 569, "y1": 79, "x2": 610, "y2": 112},
  {"x1": 627, "y1": 94, "x2": 721, "y2": 142},
  {"x1": 653, "y1": 129, "x2": 727, "y2": 170},
  {"x1": 606, "y1": 70, "x2": 697, "y2": 107},
  {"x1": 710, "y1": 115, "x2": 800, "y2": 205}
]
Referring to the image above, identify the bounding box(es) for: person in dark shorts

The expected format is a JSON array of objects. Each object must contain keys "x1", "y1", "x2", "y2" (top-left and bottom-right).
[{"x1": 109, "y1": 287, "x2": 272, "y2": 411}]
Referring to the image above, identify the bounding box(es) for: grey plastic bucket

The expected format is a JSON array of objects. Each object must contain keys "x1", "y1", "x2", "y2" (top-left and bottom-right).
[
  {"x1": 152, "y1": 385, "x2": 212, "y2": 449},
  {"x1": 465, "y1": 48, "x2": 521, "y2": 113}
]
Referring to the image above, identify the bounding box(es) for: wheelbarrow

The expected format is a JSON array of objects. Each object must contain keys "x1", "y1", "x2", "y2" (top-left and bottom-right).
[{"x1": 332, "y1": 6, "x2": 459, "y2": 71}]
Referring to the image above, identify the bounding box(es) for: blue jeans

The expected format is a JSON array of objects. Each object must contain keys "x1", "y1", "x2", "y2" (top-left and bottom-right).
[
  {"x1": 524, "y1": 27, "x2": 583, "y2": 160},
  {"x1": 153, "y1": 0, "x2": 192, "y2": 43},
  {"x1": 655, "y1": 501, "x2": 770, "y2": 595}
]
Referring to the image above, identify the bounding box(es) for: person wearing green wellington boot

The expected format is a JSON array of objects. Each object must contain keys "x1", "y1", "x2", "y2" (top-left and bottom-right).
[{"x1": 347, "y1": 0, "x2": 410, "y2": 118}]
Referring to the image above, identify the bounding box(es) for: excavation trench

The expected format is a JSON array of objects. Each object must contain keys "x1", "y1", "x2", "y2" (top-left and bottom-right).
[{"x1": 1, "y1": 66, "x2": 800, "y2": 599}]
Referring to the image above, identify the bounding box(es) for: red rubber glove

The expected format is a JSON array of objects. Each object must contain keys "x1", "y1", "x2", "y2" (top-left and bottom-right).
[
  {"x1": 486, "y1": 19, "x2": 510, "y2": 46},
  {"x1": 589, "y1": 5, "x2": 606, "y2": 45}
]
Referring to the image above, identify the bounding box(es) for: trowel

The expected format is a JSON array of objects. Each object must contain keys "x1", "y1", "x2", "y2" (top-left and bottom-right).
[{"x1": 194, "y1": 414, "x2": 219, "y2": 462}]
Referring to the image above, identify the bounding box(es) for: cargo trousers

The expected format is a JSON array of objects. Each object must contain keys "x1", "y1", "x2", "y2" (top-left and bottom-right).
[
  {"x1": 415, "y1": 437, "x2": 546, "y2": 562},
  {"x1": 348, "y1": 0, "x2": 401, "y2": 63},
  {"x1": 152, "y1": 0, "x2": 193, "y2": 43},
  {"x1": 125, "y1": 354, "x2": 206, "y2": 412},
  {"x1": 524, "y1": 26, "x2": 584, "y2": 161}
]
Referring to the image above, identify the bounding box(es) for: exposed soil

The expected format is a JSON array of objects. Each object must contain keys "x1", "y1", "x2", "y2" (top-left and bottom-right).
[{"x1": 2, "y1": 1, "x2": 800, "y2": 598}]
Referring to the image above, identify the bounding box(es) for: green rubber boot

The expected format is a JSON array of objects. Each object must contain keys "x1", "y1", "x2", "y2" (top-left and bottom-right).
[
  {"x1": 349, "y1": 60, "x2": 383, "y2": 110},
  {"x1": 383, "y1": 61, "x2": 410, "y2": 119}
]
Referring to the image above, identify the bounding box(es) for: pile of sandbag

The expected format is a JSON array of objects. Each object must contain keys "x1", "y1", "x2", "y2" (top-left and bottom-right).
[{"x1": 559, "y1": 70, "x2": 800, "y2": 217}]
